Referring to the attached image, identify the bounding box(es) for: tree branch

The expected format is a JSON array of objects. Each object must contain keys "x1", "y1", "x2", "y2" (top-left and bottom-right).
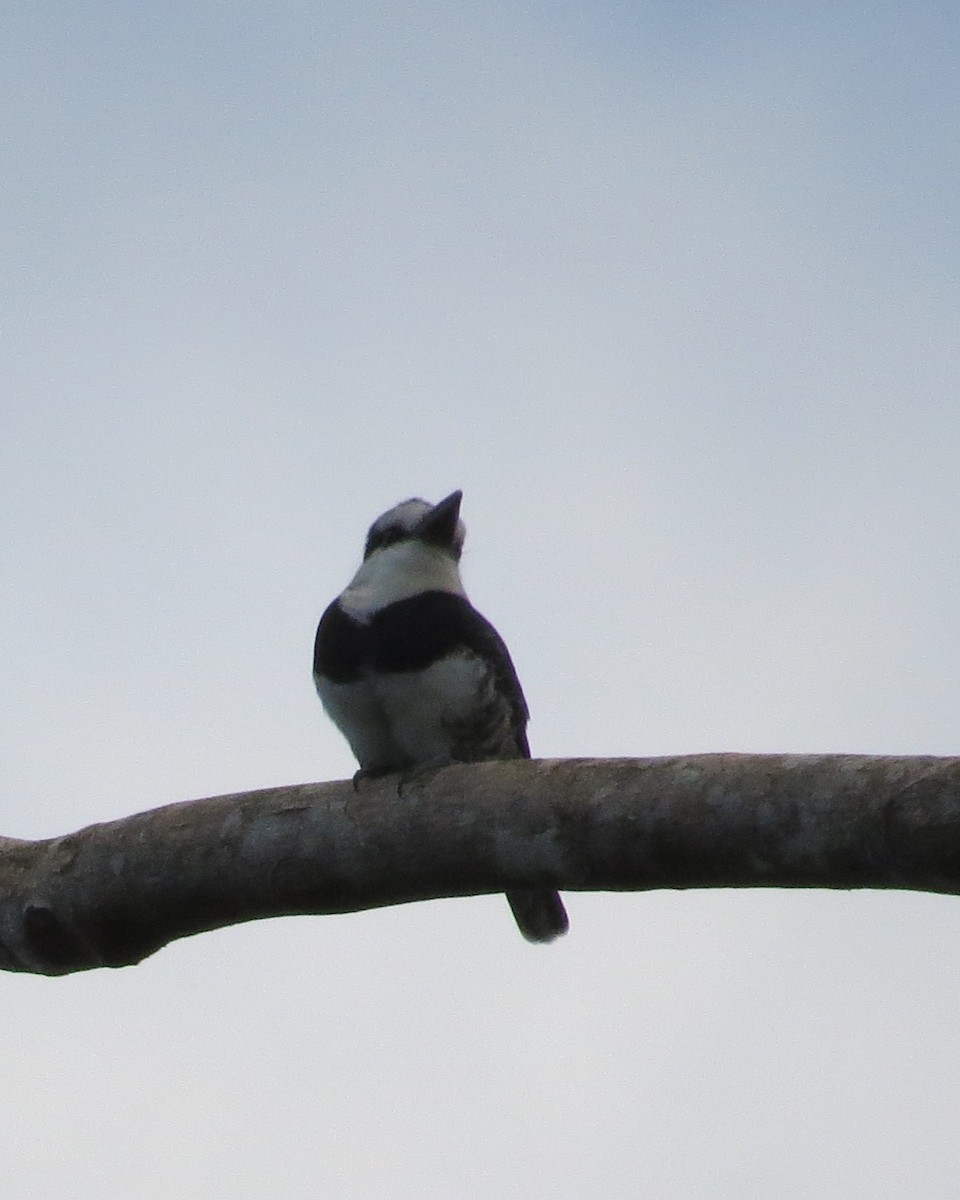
[{"x1": 2, "y1": 754, "x2": 959, "y2": 975}]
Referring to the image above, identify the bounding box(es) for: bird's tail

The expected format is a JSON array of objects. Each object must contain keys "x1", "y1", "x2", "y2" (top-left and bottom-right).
[{"x1": 506, "y1": 888, "x2": 569, "y2": 943}]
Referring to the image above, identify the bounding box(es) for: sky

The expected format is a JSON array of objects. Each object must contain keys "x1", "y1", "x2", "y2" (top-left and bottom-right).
[{"x1": 3, "y1": 1, "x2": 960, "y2": 1195}]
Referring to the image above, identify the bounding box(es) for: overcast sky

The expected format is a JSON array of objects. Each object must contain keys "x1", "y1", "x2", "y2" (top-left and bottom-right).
[{"x1": 3, "y1": 3, "x2": 960, "y2": 1196}]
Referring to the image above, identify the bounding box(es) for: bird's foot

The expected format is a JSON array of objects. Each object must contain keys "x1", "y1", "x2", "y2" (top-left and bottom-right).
[
  {"x1": 351, "y1": 766, "x2": 394, "y2": 793},
  {"x1": 352, "y1": 760, "x2": 454, "y2": 796},
  {"x1": 395, "y1": 757, "x2": 454, "y2": 797}
]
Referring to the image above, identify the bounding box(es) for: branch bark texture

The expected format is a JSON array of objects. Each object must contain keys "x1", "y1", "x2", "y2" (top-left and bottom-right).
[{"x1": 2, "y1": 754, "x2": 959, "y2": 975}]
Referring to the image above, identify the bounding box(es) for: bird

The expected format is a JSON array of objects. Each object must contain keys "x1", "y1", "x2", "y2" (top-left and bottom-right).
[{"x1": 313, "y1": 489, "x2": 568, "y2": 943}]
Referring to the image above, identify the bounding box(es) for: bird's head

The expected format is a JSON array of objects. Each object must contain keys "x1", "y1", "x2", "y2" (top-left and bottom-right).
[
  {"x1": 363, "y1": 490, "x2": 465, "y2": 563},
  {"x1": 337, "y1": 490, "x2": 467, "y2": 618}
]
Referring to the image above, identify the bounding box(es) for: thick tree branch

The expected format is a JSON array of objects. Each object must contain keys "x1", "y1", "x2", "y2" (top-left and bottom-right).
[{"x1": 2, "y1": 754, "x2": 959, "y2": 975}]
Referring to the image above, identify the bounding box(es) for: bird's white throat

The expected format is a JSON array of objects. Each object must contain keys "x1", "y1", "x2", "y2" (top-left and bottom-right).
[{"x1": 338, "y1": 540, "x2": 466, "y2": 622}]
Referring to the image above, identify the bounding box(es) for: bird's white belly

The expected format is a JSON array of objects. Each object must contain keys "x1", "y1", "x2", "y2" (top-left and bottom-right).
[
  {"x1": 375, "y1": 654, "x2": 486, "y2": 763},
  {"x1": 318, "y1": 653, "x2": 487, "y2": 771}
]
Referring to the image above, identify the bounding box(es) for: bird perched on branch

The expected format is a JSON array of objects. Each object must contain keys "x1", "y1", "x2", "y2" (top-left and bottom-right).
[{"x1": 313, "y1": 490, "x2": 568, "y2": 943}]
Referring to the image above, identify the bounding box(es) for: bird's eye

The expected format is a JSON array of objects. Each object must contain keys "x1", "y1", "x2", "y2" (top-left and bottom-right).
[
  {"x1": 377, "y1": 527, "x2": 404, "y2": 548},
  {"x1": 364, "y1": 525, "x2": 408, "y2": 558}
]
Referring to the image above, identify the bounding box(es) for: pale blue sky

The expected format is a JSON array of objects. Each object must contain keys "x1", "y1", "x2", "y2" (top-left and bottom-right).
[{"x1": 3, "y1": 3, "x2": 960, "y2": 1196}]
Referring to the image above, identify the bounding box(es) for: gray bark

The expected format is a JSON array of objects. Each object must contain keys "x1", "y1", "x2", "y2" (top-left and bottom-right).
[{"x1": 1, "y1": 754, "x2": 958, "y2": 975}]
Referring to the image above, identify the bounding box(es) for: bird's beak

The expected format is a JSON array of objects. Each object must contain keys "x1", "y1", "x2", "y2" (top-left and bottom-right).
[{"x1": 417, "y1": 490, "x2": 463, "y2": 548}]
